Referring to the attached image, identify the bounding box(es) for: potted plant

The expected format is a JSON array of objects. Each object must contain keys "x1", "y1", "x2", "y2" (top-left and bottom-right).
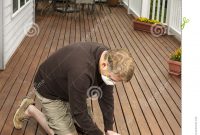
[
  {"x1": 133, "y1": 17, "x2": 167, "y2": 36},
  {"x1": 168, "y1": 48, "x2": 181, "y2": 76}
]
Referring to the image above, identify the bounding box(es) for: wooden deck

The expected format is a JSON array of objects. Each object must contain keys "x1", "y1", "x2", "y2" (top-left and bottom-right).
[{"x1": 0, "y1": 5, "x2": 181, "y2": 135}]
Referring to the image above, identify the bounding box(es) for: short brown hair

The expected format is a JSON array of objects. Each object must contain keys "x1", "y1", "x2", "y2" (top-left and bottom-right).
[{"x1": 104, "y1": 49, "x2": 135, "y2": 82}]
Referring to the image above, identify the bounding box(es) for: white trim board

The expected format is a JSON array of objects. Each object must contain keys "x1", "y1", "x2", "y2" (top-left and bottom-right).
[
  {"x1": 0, "y1": 0, "x2": 4, "y2": 69},
  {"x1": 122, "y1": 1, "x2": 139, "y2": 18}
]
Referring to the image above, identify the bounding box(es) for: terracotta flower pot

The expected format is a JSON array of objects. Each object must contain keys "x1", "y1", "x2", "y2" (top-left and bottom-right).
[{"x1": 168, "y1": 60, "x2": 181, "y2": 76}]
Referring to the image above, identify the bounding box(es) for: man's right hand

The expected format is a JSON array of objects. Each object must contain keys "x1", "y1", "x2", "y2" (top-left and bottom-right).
[{"x1": 106, "y1": 130, "x2": 121, "y2": 135}]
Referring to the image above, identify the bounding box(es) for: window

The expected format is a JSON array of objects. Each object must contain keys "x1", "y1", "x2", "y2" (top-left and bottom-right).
[
  {"x1": 13, "y1": 0, "x2": 30, "y2": 14},
  {"x1": 20, "y1": 0, "x2": 25, "y2": 7},
  {"x1": 13, "y1": 0, "x2": 18, "y2": 13}
]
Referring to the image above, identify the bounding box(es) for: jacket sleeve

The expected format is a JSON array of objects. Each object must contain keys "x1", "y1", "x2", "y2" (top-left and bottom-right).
[
  {"x1": 68, "y1": 74, "x2": 104, "y2": 135},
  {"x1": 98, "y1": 84, "x2": 114, "y2": 132}
]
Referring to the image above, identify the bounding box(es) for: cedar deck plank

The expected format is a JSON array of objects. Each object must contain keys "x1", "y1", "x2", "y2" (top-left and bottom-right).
[
  {"x1": 0, "y1": 5, "x2": 181, "y2": 135},
  {"x1": 100, "y1": 9, "x2": 140, "y2": 135},
  {"x1": 0, "y1": 13, "x2": 52, "y2": 133},
  {"x1": 99, "y1": 9, "x2": 130, "y2": 134},
  {"x1": 95, "y1": 12, "x2": 109, "y2": 46},
  {"x1": 49, "y1": 15, "x2": 63, "y2": 56},
  {"x1": 113, "y1": 6, "x2": 181, "y2": 123},
  {"x1": 0, "y1": 37, "x2": 31, "y2": 94},
  {"x1": 23, "y1": 14, "x2": 63, "y2": 135},
  {"x1": 56, "y1": 14, "x2": 67, "y2": 50},
  {"x1": 118, "y1": 7, "x2": 181, "y2": 87},
  {"x1": 80, "y1": 11, "x2": 86, "y2": 42},
  {"x1": 88, "y1": 12, "x2": 97, "y2": 42},
  {"x1": 114, "y1": 6, "x2": 181, "y2": 99},
  {"x1": 91, "y1": 9, "x2": 119, "y2": 133},
  {"x1": 123, "y1": 82, "x2": 152, "y2": 135},
  {"x1": 141, "y1": 33, "x2": 181, "y2": 97},
  {"x1": 105, "y1": 8, "x2": 166, "y2": 134},
  {"x1": 108, "y1": 7, "x2": 180, "y2": 115},
  {"x1": 1, "y1": 14, "x2": 55, "y2": 135},
  {"x1": 63, "y1": 13, "x2": 71, "y2": 46},
  {"x1": 110, "y1": 7, "x2": 180, "y2": 134},
  {"x1": 13, "y1": 13, "x2": 57, "y2": 135},
  {"x1": 0, "y1": 29, "x2": 41, "y2": 109},
  {"x1": 115, "y1": 83, "x2": 140, "y2": 135},
  {"x1": 75, "y1": 12, "x2": 81, "y2": 43},
  {"x1": 103, "y1": 11, "x2": 153, "y2": 134}
]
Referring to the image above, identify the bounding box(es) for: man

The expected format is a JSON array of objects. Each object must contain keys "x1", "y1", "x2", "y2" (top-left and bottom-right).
[{"x1": 13, "y1": 42, "x2": 134, "y2": 135}]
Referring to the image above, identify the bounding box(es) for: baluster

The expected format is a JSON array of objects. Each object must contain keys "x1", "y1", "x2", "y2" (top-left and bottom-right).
[
  {"x1": 161, "y1": 0, "x2": 166, "y2": 23},
  {"x1": 152, "y1": 0, "x2": 156, "y2": 20},
  {"x1": 156, "y1": 0, "x2": 160, "y2": 21}
]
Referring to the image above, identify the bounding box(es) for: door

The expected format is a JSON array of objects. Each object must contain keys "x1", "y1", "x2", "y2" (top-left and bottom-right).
[{"x1": 0, "y1": 0, "x2": 4, "y2": 69}]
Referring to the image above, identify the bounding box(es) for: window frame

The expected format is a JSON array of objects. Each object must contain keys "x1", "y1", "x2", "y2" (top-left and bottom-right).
[
  {"x1": 0, "y1": 0, "x2": 4, "y2": 69},
  {"x1": 12, "y1": 0, "x2": 31, "y2": 18}
]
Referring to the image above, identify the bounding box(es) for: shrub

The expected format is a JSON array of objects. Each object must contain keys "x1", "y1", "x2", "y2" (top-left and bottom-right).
[{"x1": 136, "y1": 17, "x2": 160, "y2": 24}]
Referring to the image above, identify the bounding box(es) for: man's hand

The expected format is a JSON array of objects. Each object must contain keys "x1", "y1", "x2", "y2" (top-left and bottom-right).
[{"x1": 106, "y1": 130, "x2": 121, "y2": 135}]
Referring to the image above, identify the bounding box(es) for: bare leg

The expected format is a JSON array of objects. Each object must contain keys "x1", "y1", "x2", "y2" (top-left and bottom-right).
[
  {"x1": 25, "y1": 105, "x2": 54, "y2": 135},
  {"x1": 25, "y1": 105, "x2": 78, "y2": 135}
]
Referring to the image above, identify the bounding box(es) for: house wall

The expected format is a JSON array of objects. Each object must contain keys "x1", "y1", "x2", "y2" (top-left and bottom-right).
[
  {"x1": 0, "y1": 0, "x2": 3, "y2": 69},
  {"x1": 3, "y1": 0, "x2": 34, "y2": 69},
  {"x1": 122, "y1": 0, "x2": 142, "y2": 17}
]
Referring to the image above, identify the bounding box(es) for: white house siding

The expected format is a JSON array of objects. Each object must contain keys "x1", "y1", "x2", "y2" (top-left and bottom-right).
[
  {"x1": 3, "y1": 0, "x2": 34, "y2": 69},
  {"x1": 0, "y1": 0, "x2": 3, "y2": 69},
  {"x1": 130, "y1": 0, "x2": 142, "y2": 17},
  {"x1": 123, "y1": 0, "x2": 128, "y2": 6},
  {"x1": 123, "y1": 0, "x2": 142, "y2": 17}
]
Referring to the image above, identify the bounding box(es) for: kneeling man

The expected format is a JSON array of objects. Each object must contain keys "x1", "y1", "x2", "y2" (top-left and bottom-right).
[{"x1": 13, "y1": 42, "x2": 135, "y2": 135}]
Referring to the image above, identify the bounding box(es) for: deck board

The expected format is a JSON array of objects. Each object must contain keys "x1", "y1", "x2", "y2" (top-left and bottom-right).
[
  {"x1": 112, "y1": 7, "x2": 181, "y2": 134},
  {"x1": 0, "y1": 5, "x2": 181, "y2": 135},
  {"x1": 2, "y1": 14, "x2": 55, "y2": 135}
]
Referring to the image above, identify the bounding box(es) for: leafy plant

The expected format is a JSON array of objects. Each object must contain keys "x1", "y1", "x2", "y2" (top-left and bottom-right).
[
  {"x1": 136, "y1": 17, "x2": 160, "y2": 24},
  {"x1": 170, "y1": 48, "x2": 181, "y2": 62}
]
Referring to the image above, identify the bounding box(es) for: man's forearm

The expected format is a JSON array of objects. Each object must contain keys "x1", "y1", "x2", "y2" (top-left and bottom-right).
[{"x1": 72, "y1": 111, "x2": 104, "y2": 135}]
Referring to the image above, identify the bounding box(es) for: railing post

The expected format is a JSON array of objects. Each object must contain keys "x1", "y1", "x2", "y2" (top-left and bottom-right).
[
  {"x1": 141, "y1": 0, "x2": 151, "y2": 18},
  {"x1": 33, "y1": 0, "x2": 36, "y2": 23},
  {"x1": 166, "y1": 0, "x2": 172, "y2": 35},
  {"x1": 127, "y1": 0, "x2": 130, "y2": 14}
]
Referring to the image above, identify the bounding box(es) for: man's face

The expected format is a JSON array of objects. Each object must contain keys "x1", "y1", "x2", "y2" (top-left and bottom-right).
[
  {"x1": 100, "y1": 62, "x2": 122, "y2": 83},
  {"x1": 107, "y1": 72, "x2": 122, "y2": 83}
]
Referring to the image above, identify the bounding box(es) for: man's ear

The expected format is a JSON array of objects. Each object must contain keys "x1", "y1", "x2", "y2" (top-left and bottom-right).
[{"x1": 101, "y1": 62, "x2": 107, "y2": 70}]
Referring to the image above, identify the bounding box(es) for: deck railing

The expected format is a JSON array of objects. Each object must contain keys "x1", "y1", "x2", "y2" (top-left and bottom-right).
[
  {"x1": 149, "y1": 0, "x2": 167, "y2": 23},
  {"x1": 166, "y1": 0, "x2": 182, "y2": 37},
  {"x1": 125, "y1": 0, "x2": 181, "y2": 39}
]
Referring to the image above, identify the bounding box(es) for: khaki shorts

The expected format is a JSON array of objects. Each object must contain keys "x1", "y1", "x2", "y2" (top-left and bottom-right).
[{"x1": 35, "y1": 91, "x2": 93, "y2": 135}]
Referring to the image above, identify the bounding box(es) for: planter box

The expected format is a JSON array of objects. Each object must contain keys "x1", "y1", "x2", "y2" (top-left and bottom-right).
[
  {"x1": 133, "y1": 20, "x2": 153, "y2": 33},
  {"x1": 133, "y1": 20, "x2": 167, "y2": 36},
  {"x1": 168, "y1": 60, "x2": 181, "y2": 76}
]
